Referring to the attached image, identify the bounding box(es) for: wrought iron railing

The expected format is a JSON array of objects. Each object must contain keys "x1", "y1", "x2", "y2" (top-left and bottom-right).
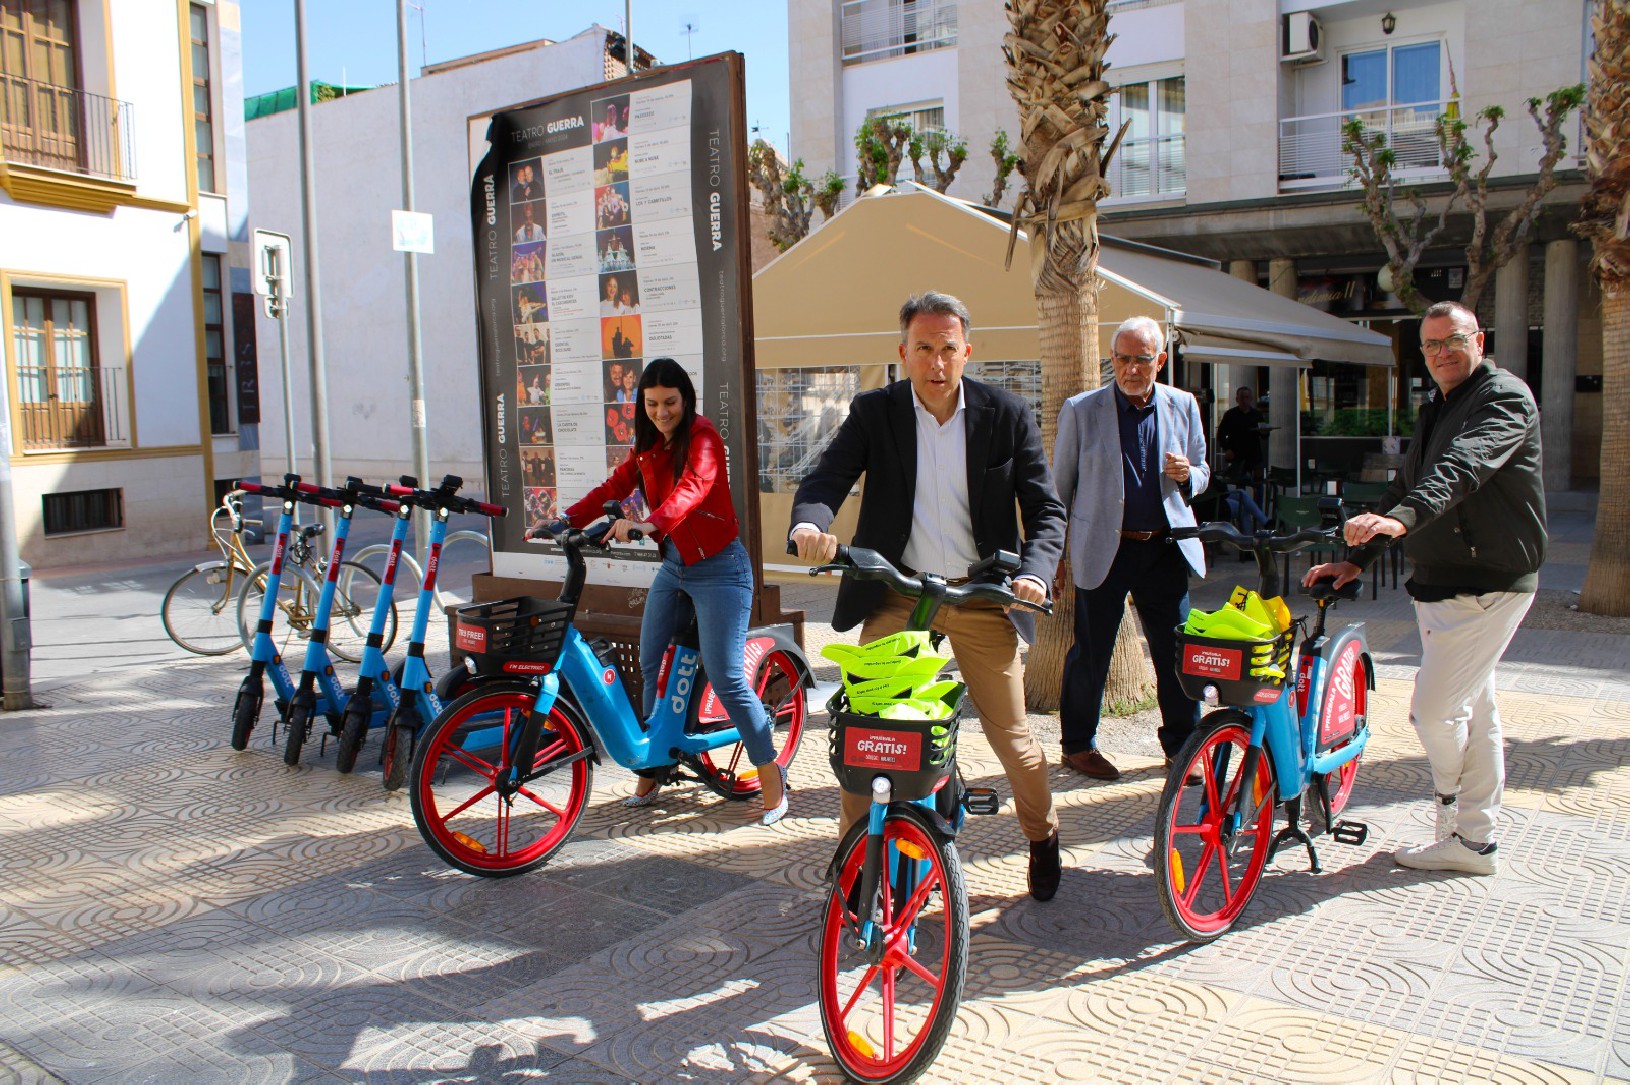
[
  {"x1": 0, "y1": 74, "x2": 136, "y2": 182},
  {"x1": 841, "y1": 0, "x2": 958, "y2": 65},
  {"x1": 16, "y1": 365, "x2": 125, "y2": 450},
  {"x1": 1278, "y1": 98, "x2": 1450, "y2": 188},
  {"x1": 1106, "y1": 133, "x2": 1186, "y2": 201}
]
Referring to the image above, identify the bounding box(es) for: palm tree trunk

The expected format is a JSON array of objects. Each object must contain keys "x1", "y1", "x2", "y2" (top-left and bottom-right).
[
  {"x1": 1580, "y1": 288, "x2": 1630, "y2": 614},
  {"x1": 1024, "y1": 284, "x2": 1157, "y2": 710}
]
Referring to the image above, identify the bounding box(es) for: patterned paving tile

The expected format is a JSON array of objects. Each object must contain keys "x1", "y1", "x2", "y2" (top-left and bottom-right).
[{"x1": 2, "y1": 609, "x2": 1627, "y2": 1083}]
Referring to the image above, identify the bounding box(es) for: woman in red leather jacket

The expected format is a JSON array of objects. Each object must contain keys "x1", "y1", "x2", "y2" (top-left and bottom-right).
[{"x1": 563, "y1": 358, "x2": 788, "y2": 824}]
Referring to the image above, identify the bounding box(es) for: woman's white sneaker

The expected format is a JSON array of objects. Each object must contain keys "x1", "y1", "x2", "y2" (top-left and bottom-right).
[{"x1": 1395, "y1": 835, "x2": 1497, "y2": 875}]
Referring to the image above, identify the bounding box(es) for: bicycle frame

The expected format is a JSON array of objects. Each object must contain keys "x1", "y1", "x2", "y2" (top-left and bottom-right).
[
  {"x1": 1245, "y1": 632, "x2": 1373, "y2": 805},
  {"x1": 520, "y1": 622, "x2": 798, "y2": 773}
]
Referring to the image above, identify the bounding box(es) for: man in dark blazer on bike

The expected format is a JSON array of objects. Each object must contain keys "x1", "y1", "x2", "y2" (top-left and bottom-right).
[{"x1": 789, "y1": 291, "x2": 1068, "y2": 901}]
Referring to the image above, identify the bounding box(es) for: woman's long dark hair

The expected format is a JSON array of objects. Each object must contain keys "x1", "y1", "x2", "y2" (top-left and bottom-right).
[{"x1": 632, "y1": 357, "x2": 697, "y2": 482}]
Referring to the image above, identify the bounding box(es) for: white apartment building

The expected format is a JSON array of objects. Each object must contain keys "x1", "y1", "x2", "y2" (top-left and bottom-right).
[
  {"x1": 245, "y1": 28, "x2": 651, "y2": 486},
  {"x1": 1, "y1": 0, "x2": 255, "y2": 568},
  {"x1": 789, "y1": 0, "x2": 1599, "y2": 488}
]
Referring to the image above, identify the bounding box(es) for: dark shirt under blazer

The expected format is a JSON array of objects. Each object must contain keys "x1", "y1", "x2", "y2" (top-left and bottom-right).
[
  {"x1": 789, "y1": 378, "x2": 1066, "y2": 641},
  {"x1": 1115, "y1": 385, "x2": 1165, "y2": 532}
]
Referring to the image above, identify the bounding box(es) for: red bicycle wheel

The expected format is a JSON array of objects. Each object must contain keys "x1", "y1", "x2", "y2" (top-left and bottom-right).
[
  {"x1": 408, "y1": 683, "x2": 593, "y2": 877},
  {"x1": 1154, "y1": 712, "x2": 1277, "y2": 943},
  {"x1": 694, "y1": 650, "x2": 807, "y2": 800},
  {"x1": 818, "y1": 808, "x2": 967, "y2": 1084}
]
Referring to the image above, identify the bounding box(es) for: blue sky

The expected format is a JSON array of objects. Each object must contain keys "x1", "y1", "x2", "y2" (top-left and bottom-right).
[{"x1": 240, "y1": 0, "x2": 794, "y2": 151}]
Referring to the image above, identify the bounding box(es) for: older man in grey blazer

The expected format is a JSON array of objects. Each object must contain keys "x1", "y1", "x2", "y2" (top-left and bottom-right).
[{"x1": 1053, "y1": 316, "x2": 1210, "y2": 780}]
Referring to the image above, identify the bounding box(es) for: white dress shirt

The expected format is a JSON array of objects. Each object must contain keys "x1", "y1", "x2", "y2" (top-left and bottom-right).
[{"x1": 901, "y1": 383, "x2": 980, "y2": 579}]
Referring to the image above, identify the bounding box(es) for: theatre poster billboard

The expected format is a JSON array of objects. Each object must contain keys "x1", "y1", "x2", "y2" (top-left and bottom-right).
[{"x1": 469, "y1": 53, "x2": 756, "y2": 587}]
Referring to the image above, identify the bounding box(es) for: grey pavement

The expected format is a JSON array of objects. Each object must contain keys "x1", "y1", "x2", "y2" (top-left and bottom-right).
[{"x1": 1, "y1": 496, "x2": 1627, "y2": 1082}]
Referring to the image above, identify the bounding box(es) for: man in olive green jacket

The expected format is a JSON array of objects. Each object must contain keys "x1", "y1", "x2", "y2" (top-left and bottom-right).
[{"x1": 1308, "y1": 300, "x2": 1545, "y2": 877}]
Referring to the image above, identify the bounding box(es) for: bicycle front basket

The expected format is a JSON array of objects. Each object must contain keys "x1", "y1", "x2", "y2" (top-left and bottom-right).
[
  {"x1": 1173, "y1": 626, "x2": 1293, "y2": 707},
  {"x1": 453, "y1": 596, "x2": 575, "y2": 677},
  {"x1": 826, "y1": 686, "x2": 964, "y2": 802}
]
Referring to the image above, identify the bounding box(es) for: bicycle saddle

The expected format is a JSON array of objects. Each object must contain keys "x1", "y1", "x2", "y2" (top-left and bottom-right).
[{"x1": 1306, "y1": 577, "x2": 1361, "y2": 602}]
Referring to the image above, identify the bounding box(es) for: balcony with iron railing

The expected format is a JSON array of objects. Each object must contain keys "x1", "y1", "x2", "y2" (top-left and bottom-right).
[
  {"x1": 0, "y1": 73, "x2": 136, "y2": 183},
  {"x1": 16, "y1": 365, "x2": 127, "y2": 451},
  {"x1": 840, "y1": 0, "x2": 958, "y2": 65},
  {"x1": 1105, "y1": 133, "x2": 1186, "y2": 202},
  {"x1": 1278, "y1": 98, "x2": 1450, "y2": 190}
]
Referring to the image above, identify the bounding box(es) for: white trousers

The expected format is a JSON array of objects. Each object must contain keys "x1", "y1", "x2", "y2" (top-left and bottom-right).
[{"x1": 1409, "y1": 590, "x2": 1534, "y2": 844}]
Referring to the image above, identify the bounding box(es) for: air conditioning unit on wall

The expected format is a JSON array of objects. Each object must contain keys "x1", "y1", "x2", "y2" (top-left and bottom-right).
[{"x1": 1281, "y1": 11, "x2": 1324, "y2": 63}]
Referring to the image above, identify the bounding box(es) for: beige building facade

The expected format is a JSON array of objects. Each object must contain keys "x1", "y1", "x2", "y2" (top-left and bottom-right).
[{"x1": 787, "y1": 0, "x2": 1600, "y2": 486}]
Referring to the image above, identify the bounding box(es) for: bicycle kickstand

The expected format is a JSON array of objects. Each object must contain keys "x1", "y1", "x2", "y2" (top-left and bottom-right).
[{"x1": 1269, "y1": 795, "x2": 1322, "y2": 873}]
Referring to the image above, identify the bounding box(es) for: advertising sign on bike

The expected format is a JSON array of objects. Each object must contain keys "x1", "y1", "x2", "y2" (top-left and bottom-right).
[{"x1": 468, "y1": 52, "x2": 758, "y2": 589}]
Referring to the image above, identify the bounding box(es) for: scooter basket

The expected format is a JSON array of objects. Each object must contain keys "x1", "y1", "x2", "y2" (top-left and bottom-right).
[
  {"x1": 826, "y1": 686, "x2": 963, "y2": 801},
  {"x1": 453, "y1": 596, "x2": 575, "y2": 677},
  {"x1": 1173, "y1": 627, "x2": 1294, "y2": 707}
]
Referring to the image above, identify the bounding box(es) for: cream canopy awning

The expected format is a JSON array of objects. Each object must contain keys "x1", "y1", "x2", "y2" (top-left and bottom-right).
[{"x1": 752, "y1": 184, "x2": 1392, "y2": 369}]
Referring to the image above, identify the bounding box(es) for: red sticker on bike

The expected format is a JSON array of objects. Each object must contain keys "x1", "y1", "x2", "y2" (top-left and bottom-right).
[
  {"x1": 1319, "y1": 641, "x2": 1363, "y2": 747},
  {"x1": 844, "y1": 728, "x2": 922, "y2": 772},
  {"x1": 454, "y1": 623, "x2": 486, "y2": 653},
  {"x1": 1182, "y1": 643, "x2": 1242, "y2": 680},
  {"x1": 696, "y1": 637, "x2": 774, "y2": 725},
  {"x1": 502, "y1": 660, "x2": 552, "y2": 675}
]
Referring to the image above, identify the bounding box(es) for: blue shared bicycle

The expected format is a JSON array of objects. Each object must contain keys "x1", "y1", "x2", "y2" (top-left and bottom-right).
[
  {"x1": 1155, "y1": 503, "x2": 1374, "y2": 942},
  {"x1": 808, "y1": 545, "x2": 1045, "y2": 1085},
  {"x1": 406, "y1": 507, "x2": 814, "y2": 877}
]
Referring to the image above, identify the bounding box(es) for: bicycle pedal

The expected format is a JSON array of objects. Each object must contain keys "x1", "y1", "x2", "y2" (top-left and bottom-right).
[
  {"x1": 960, "y1": 787, "x2": 1000, "y2": 816},
  {"x1": 1332, "y1": 820, "x2": 1369, "y2": 846}
]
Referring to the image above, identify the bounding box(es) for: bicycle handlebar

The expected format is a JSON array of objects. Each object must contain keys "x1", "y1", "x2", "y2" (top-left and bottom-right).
[
  {"x1": 809, "y1": 544, "x2": 1053, "y2": 616},
  {"x1": 1169, "y1": 521, "x2": 1342, "y2": 555},
  {"x1": 383, "y1": 474, "x2": 507, "y2": 518}
]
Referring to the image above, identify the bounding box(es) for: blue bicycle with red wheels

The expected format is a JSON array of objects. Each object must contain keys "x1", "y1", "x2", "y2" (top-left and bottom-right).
[
  {"x1": 1155, "y1": 504, "x2": 1374, "y2": 942},
  {"x1": 406, "y1": 507, "x2": 812, "y2": 877},
  {"x1": 809, "y1": 544, "x2": 1045, "y2": 1085}
]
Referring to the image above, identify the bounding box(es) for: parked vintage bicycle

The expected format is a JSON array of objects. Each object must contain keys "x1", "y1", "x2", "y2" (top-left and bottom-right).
[
  {"x1": 161, "y1": 489, "x2": 260, "y2": 656},
  {"x1": 333, "y1": 474, "x2": 506, "y2": 789},
  {"x1": 406, "y1": 505, "x2": 811, "y2": 877},
  {"x1": 808, "y1": 544, "x2": 1047, "y2": 1085},
  {"x1": 352, "y1": 524, "x2": 492, "y2": 615},
  {"x1": 1155, "y1": 500, "x2": 1374, "y2": 943}
]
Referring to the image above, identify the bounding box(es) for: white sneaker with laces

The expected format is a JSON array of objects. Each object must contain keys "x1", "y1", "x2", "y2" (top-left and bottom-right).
[
  {"x1": 1394, "y1": 835, "x2": 1497, "y2": 876},
  {"x1": 1435, "y1": 796, "x2": 1457, "y2": 842}
]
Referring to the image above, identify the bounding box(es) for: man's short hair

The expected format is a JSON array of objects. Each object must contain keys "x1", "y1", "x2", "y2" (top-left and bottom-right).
[
  {"x1": 899, "y1": 292, "x2": 972, "y2": 340},
  {"x1": 1422, "y1": 300, "x2": 1480, "y2": 329},
  {"x1": 1113, "y1": 315, "x2": 1166, "y2": 352}
]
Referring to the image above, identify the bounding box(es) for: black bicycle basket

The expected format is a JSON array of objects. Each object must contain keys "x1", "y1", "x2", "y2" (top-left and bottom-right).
[
  {"x1": 454, "y1": 596, "x2": 575, "y2": 677},
  {"x1": 1173, "y1": 626, "x2": 1294, "y2": 707},
  {"x1": 826, "y1": 685, "x2": 965, "y2": 802}
]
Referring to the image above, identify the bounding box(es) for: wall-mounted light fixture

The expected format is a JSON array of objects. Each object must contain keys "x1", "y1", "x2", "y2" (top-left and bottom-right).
[{"x1": 1381, "y1": 11, "x2": 1397, "y2": 34}]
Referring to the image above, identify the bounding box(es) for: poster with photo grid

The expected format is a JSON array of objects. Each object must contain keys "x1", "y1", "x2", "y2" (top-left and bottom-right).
[{"x1": 469, "y1": 53, "x2": 756, "y2": 587}]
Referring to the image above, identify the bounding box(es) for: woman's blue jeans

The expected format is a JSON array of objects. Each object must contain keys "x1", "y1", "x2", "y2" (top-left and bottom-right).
[{"x1": 639, "y1": 538, "x2": 776, "y2": 766}]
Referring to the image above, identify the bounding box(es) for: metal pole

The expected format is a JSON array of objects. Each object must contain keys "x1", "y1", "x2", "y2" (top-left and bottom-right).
[
  {"x1": 275, "y1": 300, "x2": 298, "y2": 476},
  {"x1": 0, "y1": 410, "x2": 36, "y2": 710},
  {"x1": 398, "y1": 0, "x2": 431, "y2": 569},
  {"x1": 625, "y1": 0, "x2": 633, "y2": 71},
  {"x1": 294, "y1": 0, "x2": 333, "y2": 529}
]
